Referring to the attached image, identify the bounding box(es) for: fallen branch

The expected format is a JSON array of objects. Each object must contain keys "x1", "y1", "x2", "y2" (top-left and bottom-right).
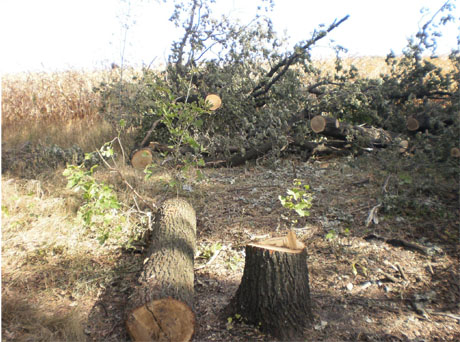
[
  {"x1": 364, "y1": 234, "x2": 429, "y2": 255},
  {"x1": 250, "y1": 15, "x2": 349, "y2": 103}
]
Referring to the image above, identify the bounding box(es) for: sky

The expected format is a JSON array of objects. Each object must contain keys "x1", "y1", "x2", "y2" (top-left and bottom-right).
[{"x1": 1, "y1": 0, "x2": 459, "y2": 73}]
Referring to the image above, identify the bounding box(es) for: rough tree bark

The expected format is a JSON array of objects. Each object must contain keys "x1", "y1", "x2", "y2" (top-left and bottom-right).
[
  {"x1": 126, "y1": 198, "x2": 197, "y2": 342},
  {"x1": 226, "y1": 231, "x2": 313, "y2": 340}
]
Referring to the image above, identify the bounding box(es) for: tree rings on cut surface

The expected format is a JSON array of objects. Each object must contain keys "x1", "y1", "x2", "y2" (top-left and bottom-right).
[
  {"x1": 205, "y1": 94, "x2": 222, "y2": 111},
  {"x1": 131, "y1": 148, "x2": 153, "y2": 170},
  {"x1": 406, "y1": 116, "x2": 420, "y2": 131},
  {"x1": 126, "y1": 298, "x2": 195, "y2": 342},
  {"x1": 310, "y1": 115, "x2": 340, "y2": 133},
  {"x1": 451, "y1": 147, "x2": 460, "y2": 158}
]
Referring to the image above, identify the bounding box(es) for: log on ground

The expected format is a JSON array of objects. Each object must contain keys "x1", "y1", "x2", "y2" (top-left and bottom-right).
[
  {"x1": 226, "y1": 231, "x2": 313, "y2": 340},
  {"x1": 310, "y1": 115, "x2": 340, "y2": 135},
  {"x1": 310, "y1": 116, "x2": 399, "y2": 148},
  {"x1": 126, "y1": 198, "x2": 197, "y2": 342},
  {"x1": 407, "y1": 114, "x2": 431, "y2": 132},
  {"x1": 131, "y1": 148, "x2": 154, "y2": 170}
]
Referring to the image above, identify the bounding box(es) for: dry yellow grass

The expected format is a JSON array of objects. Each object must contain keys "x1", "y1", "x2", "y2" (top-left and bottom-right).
[
  {"x1": 2, "y1": 70, "x2": 103, "y2": 123},
  {"x1": 1, "y1": 176, "x2": 110, "y2": 341}
]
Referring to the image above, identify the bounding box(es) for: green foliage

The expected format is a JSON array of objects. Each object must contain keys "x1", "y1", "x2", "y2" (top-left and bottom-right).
[
  {"x1": 197, "y1": 242, "x2": 222, "y2": 260},
  {"x1": 63, "y1": 163, "x2": 121, "y2": 244},
  {"x1": 325, "y1": 229, "x2": 337, "y2": 241},
  {"x1": 279, "y1": 179, "x2": 313, "y2": 219}
]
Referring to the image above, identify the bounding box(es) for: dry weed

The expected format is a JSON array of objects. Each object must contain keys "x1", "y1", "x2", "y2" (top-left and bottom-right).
[{"x1": 1, "y1": 176, "x2": 121, "y2": 341}]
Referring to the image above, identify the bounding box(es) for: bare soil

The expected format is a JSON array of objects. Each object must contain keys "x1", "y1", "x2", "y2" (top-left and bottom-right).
[{"x1": 84, "y1": 154, "x2": 459, "y2": 342}]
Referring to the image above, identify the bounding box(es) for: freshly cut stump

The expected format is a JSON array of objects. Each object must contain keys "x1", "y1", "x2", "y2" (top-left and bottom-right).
[
  {"x1": 131, "y1": 148, "x2": 153, "y2": 170},
  {"x1": 126, "y1": 198, "x2": 197, "y2": 342},
  {"x1": 227, "y1": 231, "x2": 313, "y2": 340}
]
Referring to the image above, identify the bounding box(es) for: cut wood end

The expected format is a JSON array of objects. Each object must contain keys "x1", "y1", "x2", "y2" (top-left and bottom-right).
[
  {"x1": 126, "y1": 298, "x2": 195, "y2": 342},
  {"x1": 131, "y1": 148, "x2": 153, "y2": 170},
  {"x1": 310, "y1": 115, "x2": 327, "y2": 133},
  {"x1": 406, "y1": 117, "x2": 419, "y2": 131},
  {"x1": 399, "y1": 140, "x2": 409, "y2": 153},
  {"x1": 451, "y1": 147, "x2": 460, "y2": 158},
  {"x1": 205, "y1": 94, "x2": 222, "y2": 111},
  {"x1": 310, "y1": 115, "x2": 339, "y2": 133}
]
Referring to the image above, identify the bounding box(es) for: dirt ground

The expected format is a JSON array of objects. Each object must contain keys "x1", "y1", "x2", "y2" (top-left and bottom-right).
[
  {"x1": 3, "y1": 153, "x2": 459, "y2": 342},
  {"x1": 81, "y1": 153, "x2": 459, "y2": 342}
]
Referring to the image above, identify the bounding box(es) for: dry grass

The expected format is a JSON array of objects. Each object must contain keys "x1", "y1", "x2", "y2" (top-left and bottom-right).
[
  {"x1": 1, "y1": 70, "x2": 104, "y2": 124},
  {"x1": 311, "y1": 55, "x2": 455, "y2": 78},
  {"x1": 1, "y1": 176, "x2": 109, "y2": 341},
  {"x1": 0, "y1": 164, "x2": 176, "y2": 340}
]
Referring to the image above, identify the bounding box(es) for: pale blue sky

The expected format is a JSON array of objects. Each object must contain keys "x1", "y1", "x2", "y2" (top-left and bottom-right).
[{"x1": 1, "y1": 0, "x2": 458, "y2": 73}]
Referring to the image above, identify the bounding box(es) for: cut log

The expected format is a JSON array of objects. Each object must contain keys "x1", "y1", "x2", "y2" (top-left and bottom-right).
[
  {"x1": 131, "y1": 148, "x2": 153, "y2": 170},
  {"x1": 451, "y1": 147, "x2": 460, "y2": 158},
  {"x1": 226, "y1": 231, "x2": 313, "y2": 340},
  {"x1": 127, "y1": 298, "x2": 194, "y2": 342},
  {"x1": 126, "y1": 198, "x2": 197, "y2": 342},
  {"x1": 205, "y1": 94, "x2": 222, "y2": 111},
  {"x1": 407, "y1": 114, "x2": 430, "y2": 132},
  {"x1": 310, "y1": 117, "x2": 398, "y2": 148},
  {"x1": 175, "y1": 94, "x2": 221, "y2": 111},
  {"x1": 310, "y1": 115, "x2": 340, "y2": 134}
]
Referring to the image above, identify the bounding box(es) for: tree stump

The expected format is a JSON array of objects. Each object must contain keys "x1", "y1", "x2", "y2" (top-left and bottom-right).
[
  {"x1": 227, "y1": 231, "x2": 313, "y2": 340},
  {"x1": 126, "y1": 198, "x2": 197, "y2": 342}
]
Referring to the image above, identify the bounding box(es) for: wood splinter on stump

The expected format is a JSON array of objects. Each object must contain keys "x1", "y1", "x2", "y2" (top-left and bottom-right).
[
  {"x1": 126, "y1": 198, "x2": 196, "y2": 342},
  {"x1": 227, "y1": 230, "x2": 313, "y2": 340}
]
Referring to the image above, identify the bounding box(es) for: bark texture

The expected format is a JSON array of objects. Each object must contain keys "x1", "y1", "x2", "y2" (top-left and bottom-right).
[
  {"x1": 126, "y1": 198, "x2": 197, "y2": 341},
  {"x1": 228, "y1": 244, "x2": 313, "y2": 340}
]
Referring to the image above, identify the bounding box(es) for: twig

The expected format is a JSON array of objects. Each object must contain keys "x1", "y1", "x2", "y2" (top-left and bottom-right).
[
  {"x1": 382, "y1": 175, "x2": 391, "y2": 194},
  {"x1": 426, "y1": 310, "x2": 460, "y2": 322},
  {"x1": 139, "y1": 119, "x2": 162, "y2": 148},
  {"x1": 365, "y1": 203, "x2": 381, "y2": 227},
  {"x1": 195, "y1": 245, "x2": 226, "y2": 270},
  {"x1": 380, "y1": 270, "x2": 399, "y2": 283},
  {"x1": 96, "y1": 149, "x2": 157, "y2": 212},
  {"x1": 396, "y1": 263, "x2": 408, "y2": 281}
]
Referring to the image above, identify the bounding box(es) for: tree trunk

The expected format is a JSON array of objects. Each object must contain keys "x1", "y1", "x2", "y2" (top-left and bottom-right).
[
  {"x1": 227, "y1": 231, "x2": 313, "y2": 340},
  {"x1": 126, "y1": 198, "x2": 197, "y2": 342}
]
